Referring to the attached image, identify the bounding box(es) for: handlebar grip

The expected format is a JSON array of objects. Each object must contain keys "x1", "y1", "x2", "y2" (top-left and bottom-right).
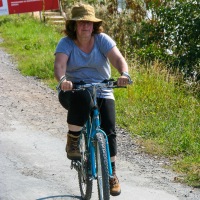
[{"x1": 72, "y1": 81, "x2": 86, "y2": 89}]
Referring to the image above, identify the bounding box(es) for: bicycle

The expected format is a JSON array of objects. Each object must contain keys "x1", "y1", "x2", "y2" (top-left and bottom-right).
[{"x1": 59, "y1": 79, "x2": 132, "y2": 200}]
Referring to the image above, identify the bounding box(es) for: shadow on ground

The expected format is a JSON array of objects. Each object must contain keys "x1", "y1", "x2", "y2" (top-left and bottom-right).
[{"x1": 36, "y1": 194, "x2": 82, "y2": 200}]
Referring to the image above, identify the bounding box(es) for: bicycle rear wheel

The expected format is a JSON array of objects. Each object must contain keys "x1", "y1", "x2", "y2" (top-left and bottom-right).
[
  {"x1": 95, "y1": 132, "x2": 110, "y2": 200},
  {"x1": 78, "y1": 132, "x2": 93, "y2": 200}
]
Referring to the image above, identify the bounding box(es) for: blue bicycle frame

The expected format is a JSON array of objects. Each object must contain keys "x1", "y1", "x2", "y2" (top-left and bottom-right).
[{"x1": 84, "y1": 87, "x2": 113, "y2": 179}]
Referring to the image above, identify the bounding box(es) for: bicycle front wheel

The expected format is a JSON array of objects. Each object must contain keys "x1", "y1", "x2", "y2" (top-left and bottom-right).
[
  {"x1": 78, "y1": 132, "x2": 93, "y2": 200},
  {"x1": 95, "y1": 132, "x2": 110, "y2": 200}
]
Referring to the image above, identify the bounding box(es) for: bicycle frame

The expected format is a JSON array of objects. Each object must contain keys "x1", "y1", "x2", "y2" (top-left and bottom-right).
[
  {"x1": 84, "y1": 85, "x2": 113, "y2": 179},
  {"x1": 85, "y1": 107, "x2": 113, "y2": 179}
]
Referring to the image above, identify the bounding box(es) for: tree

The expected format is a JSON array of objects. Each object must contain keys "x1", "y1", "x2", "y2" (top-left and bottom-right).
[
  {"x1": 156, "y1": 0, "x2": 200, "y2": 79},
  {"x1": 136, "y1": 0, "x2": 200, "y2": 80}
]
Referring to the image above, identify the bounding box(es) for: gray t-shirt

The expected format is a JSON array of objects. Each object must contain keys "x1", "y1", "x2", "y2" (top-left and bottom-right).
[{"x1": 55, "y1": 33, "x2": 116, "y2": 99}]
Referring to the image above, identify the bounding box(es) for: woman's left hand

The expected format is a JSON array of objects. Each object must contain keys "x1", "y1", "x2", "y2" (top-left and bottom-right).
[{"x1": 117, "y1": 76, "x2": 129, "y2": 86}]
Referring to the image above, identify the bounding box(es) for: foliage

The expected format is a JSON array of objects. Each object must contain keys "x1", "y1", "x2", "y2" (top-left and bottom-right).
[
  {"x1": 98, "y1": 0, "x2": 200, "y2": 95},
  {"x1": 155, "y1": 0, "x2": 200, "y2": 78},
  {"x1": 126, "y1": 0, "x2": 200, "y2": 81}
]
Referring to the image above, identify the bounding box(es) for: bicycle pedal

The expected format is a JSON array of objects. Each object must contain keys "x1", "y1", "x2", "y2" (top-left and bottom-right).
[
  {"x1": 70, "y1": 160, "x2": 74, "y2": 170},
  {"x1": 71, "y1": 160, "x2": 82, "y2": 172},
  {"x1": 89, "y1": 176, "x2": 94, "y2": 181}
]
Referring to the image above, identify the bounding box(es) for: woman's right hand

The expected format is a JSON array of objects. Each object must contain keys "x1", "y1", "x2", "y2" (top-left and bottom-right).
[{"x1": 61, "y1": 80, "x2": 73, "y2": 91}]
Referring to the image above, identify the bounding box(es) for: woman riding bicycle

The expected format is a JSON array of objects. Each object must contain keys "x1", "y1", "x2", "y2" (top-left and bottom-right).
[{"x1": 54, "y1": 3, "x2": 131, "y2": 196}]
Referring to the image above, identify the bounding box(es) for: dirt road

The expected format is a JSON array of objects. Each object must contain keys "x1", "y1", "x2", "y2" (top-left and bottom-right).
[{"x1": 0, "y1": 38, "x2": 199, "y2": 200}]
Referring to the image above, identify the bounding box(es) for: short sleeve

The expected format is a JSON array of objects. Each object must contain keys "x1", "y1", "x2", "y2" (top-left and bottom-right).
[
  {"x1": 95, "y1": 33, "x2": 116, "y2": 56},
  {"x1": 54, "y1": 37, "x2": 73, "y2": 56}
]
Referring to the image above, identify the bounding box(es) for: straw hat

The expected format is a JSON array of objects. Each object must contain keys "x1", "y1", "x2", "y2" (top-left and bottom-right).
[{"x1": 67, "y1": 4, "x2": 102, "y2": 23}]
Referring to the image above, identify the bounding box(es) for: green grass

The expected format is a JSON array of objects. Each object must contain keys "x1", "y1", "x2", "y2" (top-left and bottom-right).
[
  {"x1": 113, "y1": 64, "x2": 200, "y2": 187},
  {"x1": 0, "y1": 14, "x2": 61, "y2": 82},
  {"x1": 0, "y1": 14, "x2": 199, "y2": 187}
]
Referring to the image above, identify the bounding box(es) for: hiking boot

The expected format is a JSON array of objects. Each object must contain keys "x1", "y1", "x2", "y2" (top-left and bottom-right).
[
  {"x1": 109, "y1": 174, "x2": 121, "y2": 196},
  {"x1": 66, "y1": 134, "x2": 81, "y2": 160}
]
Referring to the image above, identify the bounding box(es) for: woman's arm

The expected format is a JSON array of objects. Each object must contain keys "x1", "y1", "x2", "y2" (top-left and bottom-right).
[
  {"x1": 54, "y1": 53, "x2": 68, "y2": 81},
  {"x1": 107, "y1": 46, "x2": 131, "y2": 86},
  {"x1": 54, "y1": 53, "x2": 73, "y2": 91},
  {"x1": 107, "y1": 46, "x2": 128, "y2": 74}
]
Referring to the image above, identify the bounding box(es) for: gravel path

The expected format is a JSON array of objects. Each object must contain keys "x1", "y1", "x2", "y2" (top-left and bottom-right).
[{"x1": 0, "y1": 37, "x2": 199, "y2": 200}]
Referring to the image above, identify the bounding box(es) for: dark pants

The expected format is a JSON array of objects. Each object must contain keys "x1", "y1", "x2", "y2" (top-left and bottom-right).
[{"x1": 58, "y1": 90, "x2": 117, "y2": 157}]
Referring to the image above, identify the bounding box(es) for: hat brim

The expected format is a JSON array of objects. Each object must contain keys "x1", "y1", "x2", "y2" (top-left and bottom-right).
[{"x1": 67, "y1": 16, "x2": 102, "y2": 23}]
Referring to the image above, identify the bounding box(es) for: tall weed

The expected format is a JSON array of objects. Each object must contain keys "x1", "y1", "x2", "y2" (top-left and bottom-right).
[{"x1": 113, "y1": 61, "x2": 200, "y2": 186}]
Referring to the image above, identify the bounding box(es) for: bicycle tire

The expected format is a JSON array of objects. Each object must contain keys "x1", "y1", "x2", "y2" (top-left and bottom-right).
[
  {"x1": 78, "y1": 131, "x2": 93, "y2": 200},
  {"x1": 95, "y1": 132, "x2": 110, "y2": 200}
]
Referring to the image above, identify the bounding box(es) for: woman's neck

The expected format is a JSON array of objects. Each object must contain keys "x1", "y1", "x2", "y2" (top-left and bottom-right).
[
  {"x1": 75, "y1": 36, "x2": 94, "y2": 53},
  {"x1": 76, "y1": 35, "x2": 92, "y2": 46}
]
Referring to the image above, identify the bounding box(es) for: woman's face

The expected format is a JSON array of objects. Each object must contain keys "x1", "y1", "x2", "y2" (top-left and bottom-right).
[{"x1": 76, "y1": 21, "x2": 94, "y2": 39}]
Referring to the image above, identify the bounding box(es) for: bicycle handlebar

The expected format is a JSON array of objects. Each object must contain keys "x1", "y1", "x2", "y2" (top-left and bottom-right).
[
  {"x1": 72, "y1": 79, "x2": 132, "y2": 91},
  {"x1": 56, "y1": 79, "x2": 133, "y2": 92}
]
